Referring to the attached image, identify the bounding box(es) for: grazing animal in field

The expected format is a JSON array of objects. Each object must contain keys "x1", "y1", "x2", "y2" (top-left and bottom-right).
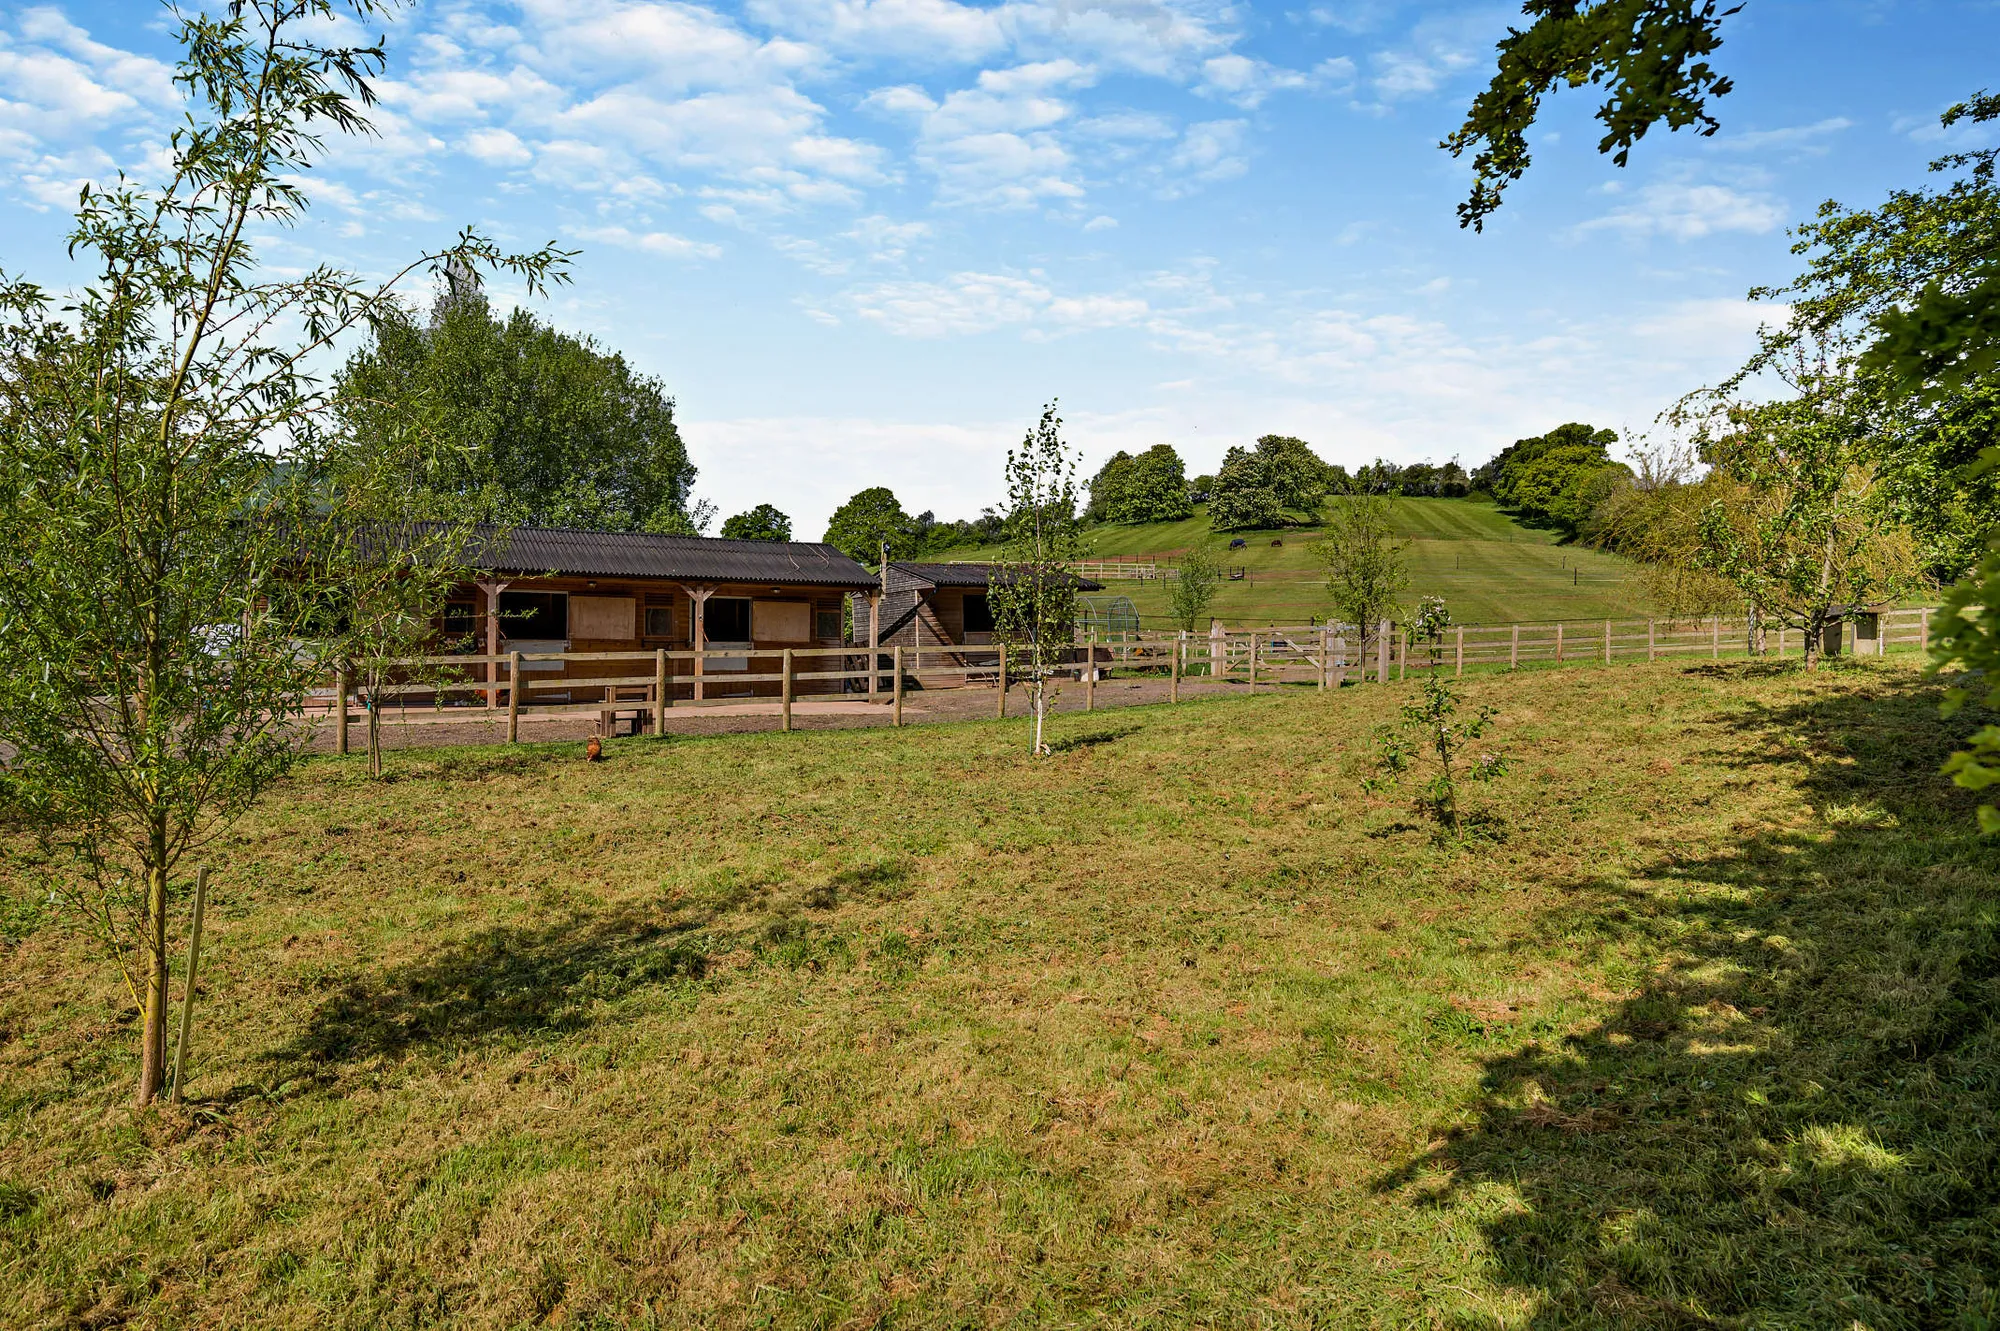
[
  {"x1": 585, "y1": 734, "x2": 604, "y2": 762},
  {"x1": 1270, "y1": 538, "x2": 1283, "y2": 547}
]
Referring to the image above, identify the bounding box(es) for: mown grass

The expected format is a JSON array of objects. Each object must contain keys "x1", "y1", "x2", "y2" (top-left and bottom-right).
[
  {"x1": 940, "y1": 498, "x2": 1651, "y2": 627},
  {"x1": 1, "y1": 659, "x2": 1996, "y2": 1328}
]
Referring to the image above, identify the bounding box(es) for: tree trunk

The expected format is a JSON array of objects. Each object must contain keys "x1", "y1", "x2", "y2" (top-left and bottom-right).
[
  {"x1": 1803, "y1": 613, "x2": 1823, "y2": 672},
  {"x1": 137, "y1": 859, "x2": 169, "y2": 1105}
]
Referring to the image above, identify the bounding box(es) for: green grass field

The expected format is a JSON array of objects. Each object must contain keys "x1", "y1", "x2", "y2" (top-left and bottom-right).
[
  {"x1": 3, "y1": 659, "x2": 1997, "y2": 1327},
  {"x1": 940, "y1": 498, "x2": 1649, "y2": 628}
]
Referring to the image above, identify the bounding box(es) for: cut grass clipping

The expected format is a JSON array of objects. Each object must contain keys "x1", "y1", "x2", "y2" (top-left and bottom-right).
[{"x1": 2, "y1": 659, "x2": 1997, "y2": 1327}]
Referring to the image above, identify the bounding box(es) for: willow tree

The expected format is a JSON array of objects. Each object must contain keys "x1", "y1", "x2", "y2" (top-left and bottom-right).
[
  {"x1": 0, "y1": 0, "x2": 565, "y2": 1105},
  {"x1": 989, "y1": 403, "x2": 1083, "y2": 757}
]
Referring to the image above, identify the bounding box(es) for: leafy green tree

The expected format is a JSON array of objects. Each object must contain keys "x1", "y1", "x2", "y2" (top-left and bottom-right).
[
  {"x1": 336, "y1": 277, "x2": 693, "y2": 533},
  {"x1": 989, "y1": 404, "x2": 1083, "y2": 757},
  {"x1": 1089, "y1": 444, "x2": 1193, "y2": 524},
  {"x1": 1167, "y1": 545, "x2": 1225, "y2": 633},
  {"x1": 1208, "y1": 435, "x2": 1333, "y2": 530},
  {"x1": 1314, "y1": 495, "x2": 1410, "y2": 653},
  {"x1": 1682, "y1": 342, "x2": 1920, "y2": 669},
  {"x1": 720, "y1": 504, "x2": 792, "y2": 542},
  {"x1": 0, "y1": 0, "x2": 562, "y2": 1105},
  {"x1": 1477, "y1": 423, "x2": 1625, "y2": 531},
  {"x1": 1743, "y1": 101, "x2": 2000, "y2": 580},
  {"x1": 1583, "y1": 439, "x2": 1740, "y2": 618},
  {"x1": 1931, "y1": 454, "x2": 2000, "y2": 832},
  {"x1": 1444, "y1": 0, "x2": 1741, "y2": 230},
  {"x1": 823, "y1": 487, "x2": 915, "y2": 565}
]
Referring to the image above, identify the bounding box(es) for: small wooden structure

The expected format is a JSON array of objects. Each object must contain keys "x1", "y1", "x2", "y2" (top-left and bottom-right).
[{"x1": 865, "y1": 562, "x2": 1103, "y2": 687}]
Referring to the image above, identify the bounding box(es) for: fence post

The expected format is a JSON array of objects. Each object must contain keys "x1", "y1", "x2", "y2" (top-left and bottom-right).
[
  {"x1": 893, "y1": 646, "x2": 904, "y2": 727},
  {"x1": 1455, "y1": 625, "x2": 1464, "y2": 678},
  {"x1": 334, "y1": 667, "x2": 348, "y2": 755},
  {"x1": 1172, "y1": 636, "x2": 1182, "y2": 702},
  {"x1": 1334, "y1": 636, "x2": 1347, "y2": 687},
  {"x1": 1249, "y1": 632, "x2": 1259, "y2": 692},
  {"x1": 1376, "y1": 620, "x2": 1391, "y2": 683},
  {"x1": 1711, "y1": 616, "x2": 1720, "y2": 659},
  {"x1": 507, "y1": 651, "x2": 521, "y2": 743},
  {"x1": 1648, "y1": 620, "x2": 1656, "y2": 662},
  {"x1": 1603, "y1": 619, "x2": 1611, "y2": 665},
  {"x1": 781, "y1": 648, "x2": 794, "y2": 732},
  {"x1": 1510, "y1": 624, "x2": 1519, "y2": 669},
  {"x1": 997, "y1": 643, "x2": 1007, "y2": 719},
  {"x1": 1085, "y1": 640, "x2": 1095, "y2": 712},
  {"x1": 1555, "y1": 623, "x2": 1564, "y2": 665},
  {"x1": 1320, "y1": 626, "x2": 1330, "y2": 690},
  {"x1": 654, "y1": 648, "x2": 667, "y2": 736}
]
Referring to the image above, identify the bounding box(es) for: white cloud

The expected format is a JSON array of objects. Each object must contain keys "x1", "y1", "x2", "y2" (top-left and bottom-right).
[
  {"x1": 847, "y1": 270, "x2": 1149, "y2": 336},
  {"x1": 461, "y1": 126, "x2": 533, "y2": 165},
  {"x1": 1578, "y1": 179, "x2": 1786, "y2": 241},
  {"x1": 567, "y1": 223, "x2": 723, "y2": 260},
  {"x1": 1083, "y1": 213, "x2": 1118, "y2": 231},
  {"x1": 1712, "y1": 117, "x2": 1853, "y2": 153}
]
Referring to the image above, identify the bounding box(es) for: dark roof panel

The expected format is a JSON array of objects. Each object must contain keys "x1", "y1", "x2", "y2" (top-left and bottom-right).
[{"x1": 474, "y1": 526, "x2": 879, "y2": 589}]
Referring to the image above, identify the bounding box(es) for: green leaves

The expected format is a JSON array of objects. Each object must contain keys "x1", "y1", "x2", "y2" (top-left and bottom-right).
[
  {"x1": 719, "y1": 504, "x2": 793, "y2": 542},
  {"x1": 989, "y1": 403, "x2": 1083, "y2": 757},
  {"x1": 1444, "y1": 0, "x2": 1741, "y2": 230},
  {"x1": 823, "y1": 487, "x2": 916, "y2": 564}
]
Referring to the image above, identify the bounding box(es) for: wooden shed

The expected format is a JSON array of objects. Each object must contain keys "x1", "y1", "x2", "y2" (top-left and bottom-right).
[
  {"x1": 860, "y1": 562, "x2": 1104, "y2": 687},
  {"x1": 447, "y1": 527, "x2": 880, "y2": 702}
]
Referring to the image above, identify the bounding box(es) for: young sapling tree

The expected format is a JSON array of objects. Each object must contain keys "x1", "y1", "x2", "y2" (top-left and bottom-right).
[{"x1": 988, "y1": 403, "x2": 1084, "y2": 757}]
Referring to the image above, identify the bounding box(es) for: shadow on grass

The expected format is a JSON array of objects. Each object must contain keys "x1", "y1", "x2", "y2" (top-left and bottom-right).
[
  {"x1": 261, "y1": 905, "x2": 710, "y2": 1084},
  {"x1": 1383, "y1": 673, "x2": 2000, "y2": 1327}
]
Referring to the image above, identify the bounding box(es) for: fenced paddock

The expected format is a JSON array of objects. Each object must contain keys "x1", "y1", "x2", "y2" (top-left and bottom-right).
[{"x1": 320, "y1": 607, "x2": 1940, "y2": 749}]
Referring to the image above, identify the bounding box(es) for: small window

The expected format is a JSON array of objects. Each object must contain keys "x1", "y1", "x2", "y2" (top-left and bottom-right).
[
  {"x1": 499, "y1": 590, "x2": 568, "y2": 639},
  {"x1": 963, "y1": 593, "x2": 994, "y2": 633},
  {"x1": 815, "y1": 610, "x2": 841, "y2": 641},
  {"x1": 704, "y1": 596, "x2": 752, "y2": 641},
  {"x1": 442, "y1": 600, "x2": 479, "y2": 638},
  {"x1": 644, "y1": 605, "x2": 674, "y2": 638}
]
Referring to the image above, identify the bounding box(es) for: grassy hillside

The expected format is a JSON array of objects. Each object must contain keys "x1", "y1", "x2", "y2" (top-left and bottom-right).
[
  {"x1": 939, "y1": 497, "x2": 1649, "y2": 627},
  {"x1": 4, "y1": 660, "x2": 1996, "y2": 1327}
]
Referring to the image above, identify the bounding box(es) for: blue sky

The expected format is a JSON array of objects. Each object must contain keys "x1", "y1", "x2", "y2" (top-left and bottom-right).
[{"x1": 3, "y1": 1, "x2": 1997, "y2": 537}]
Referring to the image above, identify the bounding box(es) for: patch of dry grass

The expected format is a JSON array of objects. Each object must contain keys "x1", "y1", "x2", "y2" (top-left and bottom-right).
[{"x1": 1, "y1": 658, "x2": 1995, "y2": 1327}]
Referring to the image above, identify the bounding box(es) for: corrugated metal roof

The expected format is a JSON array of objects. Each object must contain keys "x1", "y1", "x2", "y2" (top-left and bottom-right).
[{"x1": 473, "y1": 526, "x2": 880, "y2": 588}]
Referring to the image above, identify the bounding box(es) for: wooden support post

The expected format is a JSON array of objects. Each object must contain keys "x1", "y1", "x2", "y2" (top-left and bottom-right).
[
  {"x1": 479, "y1": 579, "x2": 509, "y2": 708},
  {"x1": 654, "y1": 648, "x2": 667, "y2": 736},
  {"x1": 690, "y1": 587, "x2": 711, "y2": 704},
  {"x1": 1397, "y1": 629, "x2": 1407, "y2": 681},
  {"x1": 1603, "y1": 619, "x2": 1611, "y2": 665},
  {"x1": 1510, "y1": 624, "x2": 1519, "y2": 669},
  {"x1": 1555, "y1": 623, "x2": 1564, "y2": 664},
  {"x1": 997, "y1": 643, "x2": 1007, "y2": 718},
  {"x1": 1921, "y1": 607, "x2": 1930, "y2": 653},
  {"x1": 1248, "y1": 632, "x2": 1259, "y2": 692},
  {"x1": 507, "y1": 652, "x2": 521, "y2": 743},
  {"x1": 168, "y1": 866, "x2": 209, "y2": 1103},
  {"x1": 1455, "y1": 625, "x2": 1464, "y2": 678},
  {"x1": 1320, "y1": 626, "x2": 1330, "y2": 690},
  {"x1": 1085, "y1": 641, "x2": 1095, "y2": 712},
  {"x1": 867, "y1": 592, "x2": 881, "y2": 702},
  {"x1": 1648, "y1": 620, "x2": 1657, "y2": 662},
  {"x1": 892, "y1": 646, "x2": 904, "y2": 727},
  {"x1": 1172, "y1": 636, "x2": 1182, "y2": 702},
  {"x1": 781, "y1": 648, "x2": 794, "y2": 732},
  {"x1": 1376, "y1": 621, "x2": 1391, "y2": 683},
  {"x1": 1777, "y1": 626, "x2": 1786, "y2": 658},
  {"x1": 1711, "y1": 616, "x2": 1720, "y2": 659},
  {"x1": 1333, "y1": 637, "x2": 1347, "y2": 687},
  {"x1": 334, "y1": 668, "x2": 348, "y2": 755}
]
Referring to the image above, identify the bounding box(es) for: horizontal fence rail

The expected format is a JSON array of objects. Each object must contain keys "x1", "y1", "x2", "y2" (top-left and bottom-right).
[{"x1": 319, "y1": 607, "x2": 1939, "y2": 750}]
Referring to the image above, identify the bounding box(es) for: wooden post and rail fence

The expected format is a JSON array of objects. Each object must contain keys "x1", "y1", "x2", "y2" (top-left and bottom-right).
[{"x1": 322, "y1": 607, "x2": 1940, "y2": 746}]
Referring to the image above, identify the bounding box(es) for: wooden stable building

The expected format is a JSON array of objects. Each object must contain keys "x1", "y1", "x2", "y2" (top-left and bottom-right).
[{"x1": 448, "y1": 527, "x2": 879, "y2": 703}]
